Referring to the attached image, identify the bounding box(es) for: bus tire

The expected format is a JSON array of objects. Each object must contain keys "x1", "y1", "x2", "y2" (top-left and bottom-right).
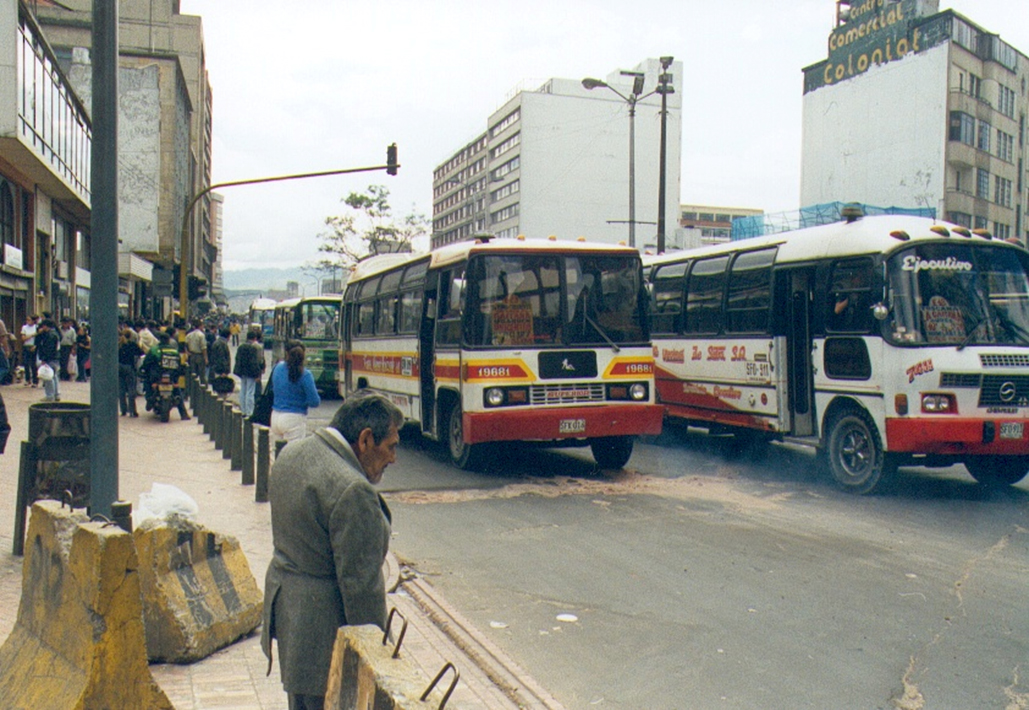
[
  {"x1": 965, "y1": 456, "x2": 1029, "y2": 487},
  {"x1": 825, "y1": 408, "x2": 893, "y2": 494},
  {"x1": 447, "y1": 402, "x2": 485, "y2": 470},
  {"x1": 590, "y1": 436, "x2": 634, "y2": 470}
]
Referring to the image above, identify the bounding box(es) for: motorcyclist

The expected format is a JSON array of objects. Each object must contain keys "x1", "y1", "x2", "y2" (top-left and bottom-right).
[{"x1": 141, "y1": 330, "x2": 190, "y2": 420}]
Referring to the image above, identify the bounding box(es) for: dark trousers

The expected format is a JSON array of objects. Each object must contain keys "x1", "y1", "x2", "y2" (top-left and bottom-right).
[
  {"x1": 23, "y1": 347, "x2": 37, "y2": 384},
  {"x1": 60, "y1": 345, "x2": 73, "y2": 380},
  {"x1": 288, "y1": 694, "x2": 324, "y2": 710},
  {"x1": 76, "y1": 349, "x2": 89, "y2": 381},
  {"x1": 118, "y1": 364, "x2": 138, "y2": 416}
]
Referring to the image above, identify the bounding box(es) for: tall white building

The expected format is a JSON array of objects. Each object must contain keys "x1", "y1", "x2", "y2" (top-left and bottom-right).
[
  {"x1": 432, "y1": 58, "x2": 683, "y2": 252},
  {"x1": 801, "y1": 0, "x2": 1029, "y2": 242}
]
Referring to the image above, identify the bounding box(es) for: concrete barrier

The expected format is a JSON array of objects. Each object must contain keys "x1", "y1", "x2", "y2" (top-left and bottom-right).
[
  {"x1": 0, "y1": 500, "x2": 173, "y2": 709},
  {"x1": 134, "y1": 517, "x2": 263, "y2": 663},
  {"x1": 324, "y1": 615, "x2": 459, "y2": 710}
]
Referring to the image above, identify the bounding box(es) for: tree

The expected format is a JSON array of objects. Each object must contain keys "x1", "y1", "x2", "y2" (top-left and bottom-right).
[{"x1": 310, "y1": 185, "x2": 428, "y2": 279}]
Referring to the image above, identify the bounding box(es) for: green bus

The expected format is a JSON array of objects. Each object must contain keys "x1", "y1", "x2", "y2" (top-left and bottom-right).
[{"x1": 271, "y1": 294, "x2": 342, "y2": 396}]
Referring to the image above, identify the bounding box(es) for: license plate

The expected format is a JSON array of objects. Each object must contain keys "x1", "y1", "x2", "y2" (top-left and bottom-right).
[
  {"x1": 1000, "y1": 422, "x2": 1024, "y2": 439},
  {"x1": 559, "y1": 418, "x2": 586, "y2": 434},
  {"x1": 158, "y1": 384, "x2": 173, "y2": 393}
]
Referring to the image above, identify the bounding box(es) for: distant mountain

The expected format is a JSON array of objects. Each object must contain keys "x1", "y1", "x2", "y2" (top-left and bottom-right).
[{"x1": 223, "y1": 267, "x2": 310, "y2": 293}]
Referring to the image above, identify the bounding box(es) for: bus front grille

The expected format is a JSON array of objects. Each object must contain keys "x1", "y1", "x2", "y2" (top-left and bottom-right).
[
  {"x1": 981, "y1": 354, "x2": 1029, "y2": 368},
  {"x1": 979, "y1": 374, "x2": 1029, "y2": 407},
  {"x1": 530, "y1": 383, "x2": 606, "y2": 405}
]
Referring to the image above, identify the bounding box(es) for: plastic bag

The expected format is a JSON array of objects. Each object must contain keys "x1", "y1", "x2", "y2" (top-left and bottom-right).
[
  {"x1": 37, "y1": 363, "x2": 54, "y2": 381},
  {"x1": 135, "y1": 482, "x2": 199, "y2": 526}
]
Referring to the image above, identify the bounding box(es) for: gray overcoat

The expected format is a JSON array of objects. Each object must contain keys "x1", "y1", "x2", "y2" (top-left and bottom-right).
[{"x1": 261, "y1": 427, "x2": 391, "y2": 696}]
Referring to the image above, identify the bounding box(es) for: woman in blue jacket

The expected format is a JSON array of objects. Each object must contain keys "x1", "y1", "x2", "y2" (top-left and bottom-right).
[{"x1": 270, "y1": 340, "x2": 320, "y2": 443}]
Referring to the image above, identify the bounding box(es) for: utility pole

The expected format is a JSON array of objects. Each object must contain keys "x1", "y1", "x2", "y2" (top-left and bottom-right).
[
  {"x1": 90, "y1": 0, "x2": 120, "y2": 518},
  {"x1": 656, "y1": 57, "x2": 675, "y2": 255}
]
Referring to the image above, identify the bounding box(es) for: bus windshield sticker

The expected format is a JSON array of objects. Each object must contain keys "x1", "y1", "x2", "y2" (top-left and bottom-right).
[
  {"x1": 491, "y1": 295, "x2": 534, "y2": 346},
  {"x1": 922, "y1": 296, "x2": 965, "y2": 343}
]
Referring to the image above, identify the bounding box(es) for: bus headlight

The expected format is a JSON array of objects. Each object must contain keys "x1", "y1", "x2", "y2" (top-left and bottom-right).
[
  {"x1": 921, "y1": 394, "x2": 956, "y2": 413},
  {"x1": 630, "y1": 383, "x2": 647, "y2": 401},
  {"x1": 485, "y1": 388, "x2": 506, "y2": 407}
]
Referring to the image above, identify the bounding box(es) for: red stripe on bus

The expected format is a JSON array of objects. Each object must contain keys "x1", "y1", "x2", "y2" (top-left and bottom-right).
[
  {"x1": 886, "y1": 418, "x2": 1029, "y2": 454},
  {"x1": 463, "y1": 404, "x2": 663, "y2": 444}
]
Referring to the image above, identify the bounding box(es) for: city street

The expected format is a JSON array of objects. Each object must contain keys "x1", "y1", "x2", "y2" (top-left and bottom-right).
[{"x1": 328, "y1": 407, "x2": 1029, "y2": 710}]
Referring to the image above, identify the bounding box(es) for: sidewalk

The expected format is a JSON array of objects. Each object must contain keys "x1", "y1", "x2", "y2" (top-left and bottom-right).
[{"x1": 0, "y1": 379, "x2": 541, "y2": 709}]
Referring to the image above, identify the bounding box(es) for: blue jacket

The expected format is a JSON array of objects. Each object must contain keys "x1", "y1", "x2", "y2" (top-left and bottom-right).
[{"x1": 270, "y1": 362, "x2": 320, "y2": 414}]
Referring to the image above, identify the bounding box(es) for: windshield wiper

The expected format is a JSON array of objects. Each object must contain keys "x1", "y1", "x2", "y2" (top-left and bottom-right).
[
  {"x1": 956, "y1": 316, "x2": 986, "y2": 351},
  {"x1": 582, "y1": 311, "x2": 620, "y2": 352}
]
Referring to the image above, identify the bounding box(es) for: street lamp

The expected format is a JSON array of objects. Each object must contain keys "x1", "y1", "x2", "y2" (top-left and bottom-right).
[{"x1": 582, "y1": 70, "x2": 653, "y2": 248}]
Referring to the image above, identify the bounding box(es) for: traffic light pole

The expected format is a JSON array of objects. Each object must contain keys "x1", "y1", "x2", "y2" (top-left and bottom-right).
[{"x1": 177, "y1": 145, "x2": 399, "y2": 322}]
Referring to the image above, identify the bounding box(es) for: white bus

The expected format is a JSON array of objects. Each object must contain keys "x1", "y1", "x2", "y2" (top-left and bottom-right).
[
  {"x1": 644, "y1": 213, "x2": 1029, "y2": 493},
  {"x1": 340, "y1": 237, "x2": 663, "y2": 469}
]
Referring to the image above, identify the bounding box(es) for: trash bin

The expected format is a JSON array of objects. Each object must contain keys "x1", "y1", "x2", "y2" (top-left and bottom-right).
[{"x1": 27, "y1": 401, "x2": 91, "y2": 506}]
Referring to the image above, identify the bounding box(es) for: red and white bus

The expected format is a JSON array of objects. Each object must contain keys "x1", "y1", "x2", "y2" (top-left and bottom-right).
[
  {"x1": 645, "y1": 213, "x2": 1029, "y2": 493},
  {"x1": 340, "y1": 237, "x2": 663, "y2": 469}
]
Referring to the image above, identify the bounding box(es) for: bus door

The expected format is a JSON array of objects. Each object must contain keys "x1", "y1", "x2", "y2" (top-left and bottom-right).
[
  {"x1": 419, "y1": 273, "x2": 439, "y2": 435},
  {"x1": 785, "y1": 268, "x2": 816, "y2": 436}
]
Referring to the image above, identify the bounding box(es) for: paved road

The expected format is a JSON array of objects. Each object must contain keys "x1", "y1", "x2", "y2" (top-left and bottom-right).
[{"x1": 358, "y1": 418, "x2": 1029, "y2": 709}]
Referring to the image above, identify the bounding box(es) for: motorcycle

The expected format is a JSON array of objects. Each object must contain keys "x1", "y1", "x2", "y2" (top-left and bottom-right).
[{"x1": 151, "y1": 351, "x2": 184, "y2": 423}]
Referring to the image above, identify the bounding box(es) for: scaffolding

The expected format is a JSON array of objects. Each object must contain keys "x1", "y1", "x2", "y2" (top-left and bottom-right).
[{"x1": 731, "y1": 202, "x2": 936, "y2": 241}]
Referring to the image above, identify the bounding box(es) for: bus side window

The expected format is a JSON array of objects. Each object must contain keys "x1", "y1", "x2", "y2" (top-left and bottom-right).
[
  {"x1": 827, "y1": 258, "x2": 874, "y2": 333},
  {"x1": 437, "y1": 268, "x2": 464, "y2": 345},
  {"x1": 651, "y1": 261, "x2": 688, "y2": 334},
  {"x1": 685, "y1": 256, "x2": 729, "y2": 334}
]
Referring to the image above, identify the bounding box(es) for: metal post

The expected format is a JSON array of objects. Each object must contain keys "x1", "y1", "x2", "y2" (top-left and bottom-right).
[
  {"x1": 242, "y1": 419, "x2": 254, "y2": 485},
  {"x1": 230, "y1": 408, "x2": 242, "y2": 470},
  {"x1": 256, "y1": 427, "x2": 270, "y2": 503},
  {"x1": 628, "y1": 99, "x2": 636, "y2": 249},
  {"x1": 221, "y1": 401, "x2": 233, "y2": 458},
  {"x1": 89, "y1": 0, "x2": 120, "y2": 518},
  {"x1": 656, "y1": 57, "x2": 674, "y2": 255}
]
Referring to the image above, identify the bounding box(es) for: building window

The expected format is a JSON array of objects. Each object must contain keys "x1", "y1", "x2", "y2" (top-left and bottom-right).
[
  {"x1": 968, "y1": 73, "x2": 982, "y2": 98},
  {"x1": 491, "y1": 133, "x2": 520, "y2": 160},
  {"x1": 949, "y1": 112, "x2": 975, "y2": 145},
  {"x1": 995, "y1": 176, "x2": 1012, "y2": 208},
  {"x1": 681, "y1": 211, "x2": 697, "y2": 221},
  {"x1": 998, "y1": 130, "x2": 1014, "y2": 162},
  {"x1": 490, "y1": 179, "x2": 520, "y2": 202},
  {"x1": 975, "y1": 215, "x2": 989, "y2": 230},
  {"x1": 698, "y1": 213, "x2": 715, "y2": 222},
  {"x1": 977, "y1": 120, "x2": 991, "y2": 153},
  {"x1": 994, "y1": 222, "x2": 1011, "y2": 240},
  {"x1": 977, "y1": 168, "x2": 990, "y2": 198},
  {"x1": 489, "y1": 109, "x2": 520, "y2": 137},
  {"x1": 491, "y1": 156, "x2": 520, "y2": 181},
  {"x1": 0, "y1": 181, "x2": 13, "y2": 248},
  {"x1": 998, "y1": 85, "x2": 1016, "y2": 119},
  {"x1": 948, "y1": 212, "x2": 972, "y2": 228}
]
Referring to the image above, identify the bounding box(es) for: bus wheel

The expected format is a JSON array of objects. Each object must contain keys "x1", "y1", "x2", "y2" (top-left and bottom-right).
[
  {"x1": 825, "y1": 409, "x2": 892, "y2": 494},
  {"x1": 590, "y1": 436, "x2": 634, "y2": 470},
  {"x1": 448, "y1": 403, "x2": 484, "y2": 470},
  {"x1": 965, "y1": 456, "x2": 1029, "y2": 487}
]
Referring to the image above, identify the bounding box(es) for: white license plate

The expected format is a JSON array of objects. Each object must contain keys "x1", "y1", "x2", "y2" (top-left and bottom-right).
[
  {"x1": 559, "y1": 418, "x2": 586, "y2": 434},
  {"x1": 1000, "y1": 422, "x2": 1024, "y2": 439},
  {"x1": 158, "y1": 384, "x2": 173, "y2": 393}
]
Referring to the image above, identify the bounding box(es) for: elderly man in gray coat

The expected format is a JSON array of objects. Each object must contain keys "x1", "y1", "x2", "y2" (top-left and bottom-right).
[{"x1": 261, "y1": 392, "x2": 404, "y2": 710}]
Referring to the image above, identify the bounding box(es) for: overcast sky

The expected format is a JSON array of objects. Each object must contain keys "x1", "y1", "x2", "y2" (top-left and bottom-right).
[{"x1": 177, "y1": 1, "x2": 1027, "y2": 272}]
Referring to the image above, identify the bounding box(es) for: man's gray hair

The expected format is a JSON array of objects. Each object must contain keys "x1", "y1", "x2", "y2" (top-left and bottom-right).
[{"x1": 330, "y1": 390, "x2": 405, "y2": 446}]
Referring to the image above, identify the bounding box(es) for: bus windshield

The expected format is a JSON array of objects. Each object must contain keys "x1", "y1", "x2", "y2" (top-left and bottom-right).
[
  {"x1": 466, "y1": 253, "x2": 645, "y2": 348},
  {"x1": 886, "y1": 243, "x2": 1029, "y2": 347},
  {"x1": 302, "y1": 300, "x2": 340, "y2": 340}
]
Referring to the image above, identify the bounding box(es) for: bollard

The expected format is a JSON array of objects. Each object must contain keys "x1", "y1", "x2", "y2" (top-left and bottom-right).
[
  {"x1": 230, "y1": 408, "x2": 242, "y2": 470},
  {"x1": 241, "y1": 419, "x2": 255, "y2": 486},
  {"x1": 222, "y1": 402, "x2": 233, "y2": 459},
  {"x1": 211, "y1": 391, "x2": 222, "y2": 447},
  {"x1": 111, "y1": 500, "x2": 133, "y2": 533},
  {"x1": 256, "y1": 427, "x2": 270, "y2": 503},
  {"x1": 201, "y1": 386, "x2": 212, "y2": 437}
]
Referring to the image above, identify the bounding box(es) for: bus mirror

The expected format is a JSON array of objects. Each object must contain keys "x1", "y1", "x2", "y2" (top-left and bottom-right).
[{"x1": 872, "y1": 303, "x2": 889, "y2": 321}]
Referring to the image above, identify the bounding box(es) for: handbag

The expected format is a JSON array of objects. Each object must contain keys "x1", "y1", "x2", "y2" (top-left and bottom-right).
[
  {"x1": 211, "y1": 374, "x2": 235, "y2": 395},
  {"x1": 250, "y1": 374, "x2": 274, "y2": 426}
]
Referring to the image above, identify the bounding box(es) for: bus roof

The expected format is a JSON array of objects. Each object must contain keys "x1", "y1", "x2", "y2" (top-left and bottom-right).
[
  {"x1": 643, "y1": 215, "x2": 1017, "y2": 269},
  {"x1": 249, "y1": 297, "x2": 277, "y2": 310},
  {"x1": 348, "y1": 238, "x2": 642, "y2": 284}
]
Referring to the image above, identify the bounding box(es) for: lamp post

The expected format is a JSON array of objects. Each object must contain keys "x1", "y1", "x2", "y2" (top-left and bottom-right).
[
  {"x1": 582, "y1": 71, "x2": 654, "y2": 249},
  {"x1": 656, "y1": 57, "x2": 675, "y2": 254}
]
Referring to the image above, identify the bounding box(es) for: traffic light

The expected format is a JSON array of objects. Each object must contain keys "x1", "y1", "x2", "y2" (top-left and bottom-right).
[
  {"x1": 187, "y1": 276, "x2": 208, "y2": 301},
  {"x1": 386, "y1": 143, "x2": 398, "y2": 176}
]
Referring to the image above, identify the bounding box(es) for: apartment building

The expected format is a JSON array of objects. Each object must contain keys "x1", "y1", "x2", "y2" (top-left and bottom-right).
[
  {"x1": 432, "y1": 58, "x2": 683, "y2": 252},
  {"x1": 801, "y1": 0, "x2": 1028, "y2": 242}
]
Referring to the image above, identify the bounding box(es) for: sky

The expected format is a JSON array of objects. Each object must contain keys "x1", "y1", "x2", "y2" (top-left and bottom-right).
[{"x1": 177, "y1": 0, "x2": 1028, "y2": 272}]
